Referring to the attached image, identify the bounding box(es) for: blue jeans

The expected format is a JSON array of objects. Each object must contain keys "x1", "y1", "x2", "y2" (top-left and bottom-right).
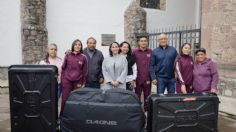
[
  {"x1": 85, "y1": 81, "x2": 100, "y2": 89},
  {"x1": 157, "y1": 77, "x2": 175, "y2": 94}
]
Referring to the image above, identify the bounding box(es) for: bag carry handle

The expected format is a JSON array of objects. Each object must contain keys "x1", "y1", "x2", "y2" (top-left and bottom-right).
[{"x1": 155, "y1": 92, "x2": 217, "y2": 97}]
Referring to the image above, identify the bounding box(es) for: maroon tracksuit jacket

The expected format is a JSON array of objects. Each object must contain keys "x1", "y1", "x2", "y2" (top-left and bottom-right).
[
  {"x1": 132, "y1": 48, "x2": 152, "y2": 111},
  {"x1": 61, "y1": 53, "x2": 88, "y2": 111},
  {"x1": 175, "y1": 54, "x2": 193, "y2": 93}
]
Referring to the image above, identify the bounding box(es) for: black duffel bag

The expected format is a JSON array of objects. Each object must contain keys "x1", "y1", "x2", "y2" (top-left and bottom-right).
[{"x1": 60, "y1": 88, "x2": 145, "y2": 132}]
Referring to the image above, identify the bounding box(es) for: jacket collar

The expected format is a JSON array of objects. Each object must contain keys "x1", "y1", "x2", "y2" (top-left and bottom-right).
[
  {"x1": 138, "y1": 47, "x2": 148, "y2": 51},
  {"x1": 159, "y1": 45, "x2": 169, "y2": 50},
  {"x1": 84, "y1": 48, "x2": 97, "y2": 54}
]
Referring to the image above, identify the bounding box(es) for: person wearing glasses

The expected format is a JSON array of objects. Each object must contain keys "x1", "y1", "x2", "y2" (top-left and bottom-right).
[{"x1": 193, "y1": 48, "x2": 219, "y2": 93}]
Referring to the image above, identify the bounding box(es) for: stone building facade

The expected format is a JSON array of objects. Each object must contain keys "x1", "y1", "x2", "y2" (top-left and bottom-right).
[
  {"x1": 201, "y1": 0, "x2": 236, "y2": 114},
  {"x1": 0, "y1": 66, "x2": 8, "y2": 90},
  {"x1": 0, "y1": 0, "x2": 236, "y2": 115},
  {"x1": 201, "y1": 0, "x2": 236, "y2": 97}
]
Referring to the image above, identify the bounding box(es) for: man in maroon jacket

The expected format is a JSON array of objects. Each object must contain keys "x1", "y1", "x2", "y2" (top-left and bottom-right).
[{"x1": 132, "y1": 35, "x2": 152, "y2": 112}]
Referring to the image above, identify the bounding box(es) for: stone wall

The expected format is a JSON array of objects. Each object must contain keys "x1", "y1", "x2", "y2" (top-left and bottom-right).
[
  {"x1": 124, "y1": 0, "x2": 147, "y2": 48},
  {"x1": 201, "y1": 0, "x2": 236, "y2": 114},
  {"x1": 21, "y1": 0, "x2": 48, "y2": 64},
  {"x1": 201, "y1": 0, "x2": 236, "y2": 97},
  {"x1": 0, "y1": 67, "x2": 8, "y2": 89},
  {"x1": 218, "y1": 65, "x2": 236, "y2": 97}
]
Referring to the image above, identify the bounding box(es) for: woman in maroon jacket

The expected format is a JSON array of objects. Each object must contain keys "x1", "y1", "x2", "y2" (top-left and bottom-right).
[
  {"x1": 61, "y1": 39, "x2": 88, "y2": 111},
  {"x1": 175, "y1": 43, "x2": 194, "y2": 93}
]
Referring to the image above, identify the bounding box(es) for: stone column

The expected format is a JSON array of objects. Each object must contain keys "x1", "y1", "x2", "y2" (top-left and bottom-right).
[
  {"x1": 0, "y1": 66, "x2": 8, "y2": 90},
  {"x1": 21, "y1": 0, "x2": 48, "y2": 64},
  {"x1": 201, "y1": 0, "x2": 236, "y2": 115},
  {"x1": 124, "y1": 0, "x2": 147, "y2": 48}
]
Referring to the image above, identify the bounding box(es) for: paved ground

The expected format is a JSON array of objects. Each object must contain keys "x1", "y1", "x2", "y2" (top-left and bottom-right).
[
  {"x1": 1, "y1": 93, "x2": 236, "y2": 132},
  {"x1": 0, "y1": 94, "x2": 11, "y2": 132}
]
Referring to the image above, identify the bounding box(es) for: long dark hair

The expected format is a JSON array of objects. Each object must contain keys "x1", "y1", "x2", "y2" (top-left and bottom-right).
[
  {"x1": 120, "y1": 41, "x2": 135, "y2": 73},
  {"x1": 44, "y1": 43, "x2": 58, "y2": 64},
  {"x1": 71, "y1": 39, "x2": 83, "y2": 53},
  {"x1": 120, "y1": 41, "x2": 132, "y2": 56},
  {"x1": 109, "y1": 42, "x2": 120, "y2": 56}
]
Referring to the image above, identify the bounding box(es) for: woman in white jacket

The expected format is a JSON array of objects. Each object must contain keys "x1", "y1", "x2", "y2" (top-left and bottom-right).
[{"x1": 102, "y1": 42, "x2": 128, "y2": 89}]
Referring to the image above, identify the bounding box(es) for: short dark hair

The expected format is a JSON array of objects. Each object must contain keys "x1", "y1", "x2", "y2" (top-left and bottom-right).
[
  {"x1": 109, "y1": 42, "x2": 120, "y2": 56},
  {"x1": 71, "y1": 39, "x2": 83, "y2": 53},
  {"x1": 120, "y1": 41, "x2": 132, "y2": 56},
  {"x1": 137, "y1": 35, "x2": 148, "y2": 42},
  {"x1": 195, "y1": 48, "x2": 206, "y2": 54},
  {"x1": 87, "y1": 37, "x2": 97, "y2": 44}
]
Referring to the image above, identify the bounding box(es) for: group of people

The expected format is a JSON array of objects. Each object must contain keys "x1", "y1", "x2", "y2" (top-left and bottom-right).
[{"x1": 39, "y1": 34, "x2": 219, "y2": 113}]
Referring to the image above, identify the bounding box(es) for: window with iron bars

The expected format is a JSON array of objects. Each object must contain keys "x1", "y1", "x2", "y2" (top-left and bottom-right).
[{"x1": 140, "y1": 0, "x2": 161, "y2": 9}]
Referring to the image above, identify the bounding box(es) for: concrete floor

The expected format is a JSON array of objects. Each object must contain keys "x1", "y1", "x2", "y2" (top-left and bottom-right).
[
  {"x1": 1, "y1": 93, "x2": 236, "y2": 132},
  {"x1": 0, "y1": 94, "x2": 11, "y2": 132}
]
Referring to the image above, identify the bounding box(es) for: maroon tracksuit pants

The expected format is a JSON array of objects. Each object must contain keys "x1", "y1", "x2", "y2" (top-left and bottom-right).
[
  {"x1": 61, "y1": 78, "x2": 81, "y2": 114},
  {"x1": 135, "y1": 80, "x2": 151, "y2": 112}
]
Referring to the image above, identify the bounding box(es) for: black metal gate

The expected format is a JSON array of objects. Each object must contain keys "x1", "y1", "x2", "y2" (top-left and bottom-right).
[{"x1": 137, "y1": 26, "x2": 201, "y2": 56}]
